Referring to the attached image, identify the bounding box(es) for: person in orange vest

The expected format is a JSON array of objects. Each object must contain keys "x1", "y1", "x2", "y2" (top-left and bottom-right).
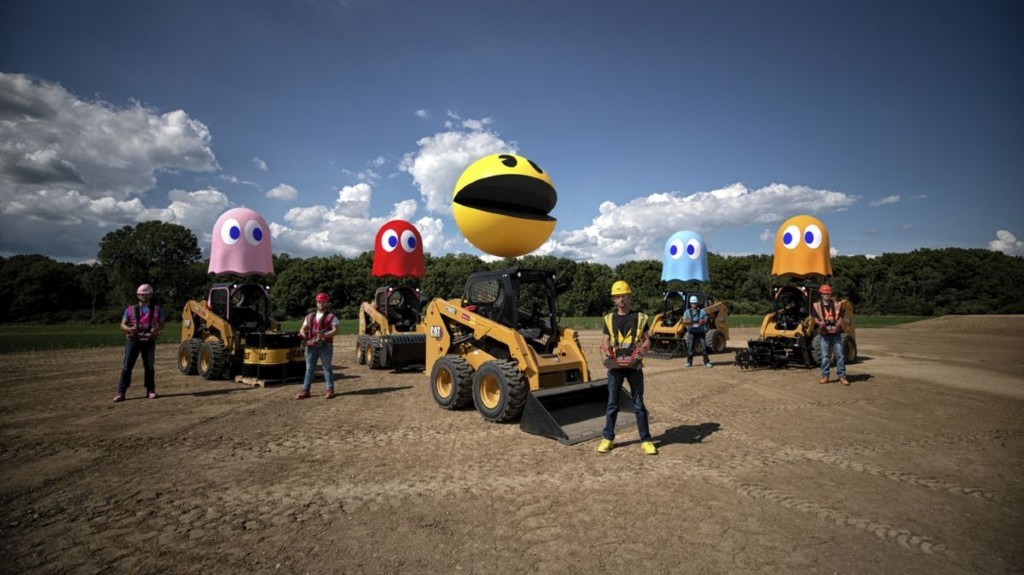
[
  {"x1": 597, "y1": 280, "x2": 657, "y2": 455},
  {"x1": 812, "y1": 284, "x2": 849, "y2": 385},
  {"x1": 113, "y1": 284, "x2": 165, "y2": 402},
  {"x1": 297, "y1": 292, "x2": 339, "y2": 399}
]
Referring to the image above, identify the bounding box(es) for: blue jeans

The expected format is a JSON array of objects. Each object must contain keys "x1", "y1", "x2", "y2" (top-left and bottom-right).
[
  {"x1": 118, "y1": 339, "x2": 156, "y2": 394},
  {"x1": 603, "y1": 368, "x2": 651, "y2": 442},
  {"x1": 685, "y1": 331, "x2": 708, "y2": 364},
  {"x1": 819, "y1": 333, "x2": 846, "y2": 378},
  {"x1": 303, "y1": 344, "x2": 335, "y2": 391}
]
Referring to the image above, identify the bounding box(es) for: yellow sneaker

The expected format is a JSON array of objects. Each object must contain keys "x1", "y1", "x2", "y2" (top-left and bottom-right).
[
  {"x1": 597, "y1": 439, "x2": 614, "y2": 453},
  {"x1": 641, "y1": 441, "x2": 658, "y2": 455}
]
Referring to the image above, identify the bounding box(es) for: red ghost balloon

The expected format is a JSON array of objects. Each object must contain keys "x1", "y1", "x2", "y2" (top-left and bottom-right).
[{"x1": 372, "y1": 220, "x2": 425, "y2": 278}]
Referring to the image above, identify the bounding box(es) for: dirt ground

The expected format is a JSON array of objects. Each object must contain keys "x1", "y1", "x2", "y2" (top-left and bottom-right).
[{"x1": 1, "y1": 316, "x2": 1022, "y2": 575}]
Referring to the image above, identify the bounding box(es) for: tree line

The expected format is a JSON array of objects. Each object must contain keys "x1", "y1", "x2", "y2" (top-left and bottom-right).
[{"x1": 2, "y1": 221, "x2": 1022, "y2": 324}]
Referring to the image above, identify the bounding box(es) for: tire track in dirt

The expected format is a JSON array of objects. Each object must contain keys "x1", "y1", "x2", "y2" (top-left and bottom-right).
[{"x1": 718, "y1": 428, "x2": 1001, "y2": 501}]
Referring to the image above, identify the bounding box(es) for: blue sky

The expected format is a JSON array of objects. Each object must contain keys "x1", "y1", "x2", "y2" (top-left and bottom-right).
[{"x1": 2, "y1": 0, "x2": 1022, "y2": 265}]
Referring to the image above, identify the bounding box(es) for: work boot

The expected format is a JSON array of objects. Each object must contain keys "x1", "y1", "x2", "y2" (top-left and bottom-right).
[
  {"x1": 295, "y1": 389, "x2": 310, "y2": 400},
  {"x1": 840, "y1": 377, "x2": 850, "y2": 386},
  {"x1": 641, "y1": 441, "x2": 658, "y2": 455},
  {"x1": 112, "y1": 393, "x2": 125, "y2": 403},
  {"x1": 597, "y1": 439, "x2": 614, "y2": 454},
  {"x1": 324, "y1": 390, "x2": 336, "y2": 399},
  {"x1": 819, "y1": 376, "x2": 829, "y2": 384}
]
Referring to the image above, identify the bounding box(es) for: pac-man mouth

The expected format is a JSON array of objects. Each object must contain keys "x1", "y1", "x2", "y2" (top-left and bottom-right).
[{"x1": 454, "y1": 175, "x2": 557, "y2": 222}]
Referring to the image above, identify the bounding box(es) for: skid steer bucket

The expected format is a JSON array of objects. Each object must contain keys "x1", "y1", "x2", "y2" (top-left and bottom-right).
[{"x1": 519, "y1": 380, "x2": 637, "y2": 445}]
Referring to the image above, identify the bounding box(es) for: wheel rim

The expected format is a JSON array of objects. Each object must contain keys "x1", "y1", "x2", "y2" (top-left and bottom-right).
[
  {"x1": 179, "y1": 348, "x2": 189, "y2": 369},
  {"x1": 435, "y1": 368, "x2": 453, "y2": 399},
  {"x1": 479, "y1": 373, "x2": 501, "y2": 410},
  {"x1": 199, "y1": 349, "x2": 210, "y2": 373}
]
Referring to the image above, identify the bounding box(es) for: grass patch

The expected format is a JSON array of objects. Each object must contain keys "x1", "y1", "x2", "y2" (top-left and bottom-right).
[{"x1": 0, "y1": 316, "x2": 929, "y2": 353}]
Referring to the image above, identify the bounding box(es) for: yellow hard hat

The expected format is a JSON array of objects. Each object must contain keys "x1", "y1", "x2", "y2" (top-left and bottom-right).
[{"x1": 610, "y1": 280, "x2": 632, "y2": 296}]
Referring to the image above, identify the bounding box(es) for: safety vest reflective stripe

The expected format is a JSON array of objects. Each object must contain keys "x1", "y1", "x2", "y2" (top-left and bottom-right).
[{"x1": 604, "y1": 312, "x2": 647, "y2": 347}]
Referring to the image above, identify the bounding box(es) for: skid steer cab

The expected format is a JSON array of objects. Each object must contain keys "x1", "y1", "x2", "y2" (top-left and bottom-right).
[
  {"x1": 424, "y1": 268, "x2": 636, "y2": 445},
  {"x1": 356, "y1": 285, "x2": 426, "y2": 370},
  {"x1": 735, "y1": 283, "x2": 857, "y2": 369},
  {"x1": 178, "y1": 282, "x2": 303, "y2": 382},
  {"x1": 648, "y1": 290, "x2": 730, "y2": 358}
]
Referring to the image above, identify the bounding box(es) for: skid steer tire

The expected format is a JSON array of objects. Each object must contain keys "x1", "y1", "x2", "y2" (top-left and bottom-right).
[
  {"x1": 356, "y1": 336, "x2": 367, "y2": 365},
  {"x1": 177, "y1": 338, "x2": 201, "y2": 375},
  {"x1": 810, "y1": 334, "x2": 824, "y2": 368},
  {"x1": 842, "y1": 334, "x2": 858, "y2": 364},
  {"x1": 472, "y1": 360, "x2": 528, "y2": 422},
  {"x1": 705, "y1": 329, "x2": 727, "y2": 354},
  {"x1": 368, "y1": 343, "x2": 383, "y2": 370},
  {"x1": 199, "y1": 340, "x2": 230, "y2": 380},
  {"x1": 430, "y1": 355, "x2": 474, "y2": 409}
]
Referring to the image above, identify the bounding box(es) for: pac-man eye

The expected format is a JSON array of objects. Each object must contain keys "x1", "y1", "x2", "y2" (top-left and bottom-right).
[
  {"x1": 244, "y1": 219, "x2": 265, "y2": 246},
  {"x1": 221, "y1": 218, "x2": 242, "y2": 245},
  {"x1": 528, "y1": 160, "x2": 544, "y2": 174},
  {"x1": 400, "y1": 230, "x2": 417, "y2": 253},
  {"x1": 668, "y1": 239, "x2": 684, "y2": 259},
  {"x1": 686, "y1": 238, "x2": 702, "y2": 260},
  {"x1": 499, "y1": 154, "x2": 517, "y2": 168},
  {"x1": 381, "y1": 229, "x2": 399, "y2": 252},
  {"x1": 781, "y1": 225, "x2": 801, "y2": 249},
  {"x1": 803, "y1": 224, "x2": 823, "y2": 249}
]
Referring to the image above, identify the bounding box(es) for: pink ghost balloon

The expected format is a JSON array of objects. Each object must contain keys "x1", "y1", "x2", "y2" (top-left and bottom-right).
[
  {"x1": 209, "y1": 208, "x2": 274, "y2": 275},
  {"x1": 372, "y1": 220, "x2": 425, "y2": 278}
]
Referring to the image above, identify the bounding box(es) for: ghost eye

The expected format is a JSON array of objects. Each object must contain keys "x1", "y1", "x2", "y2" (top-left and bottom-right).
[
  {"x1": 221, "y1": 218, "x2": 242, "y2": 245},
  {"x1": 400, "y1": 230, "x2": 417, "y2": 253},
  {"x1": 244, "y1": 219, "x2": 265, "y2": 246},
  {"x1": 781, "y1": 225, "x2": 800, "y2": 249},
  {"x1": 804, "y1": 225, "x2": 823, "y2": 249},
  {"x1": 499, "y1": 154, "x2": 517, "y2": 168},
  {"x1": 667, "y1": 239, "x2": 684, "y2": 259},
  {"x1": 686, "y1": 239, "x2": 702, "y2": 259},
  {"x1": 381, "y1": 229, "x2": 399, "y2": 252},
  {"x1": 528, "y1": 160, "x2": 544, "y2": 174}
]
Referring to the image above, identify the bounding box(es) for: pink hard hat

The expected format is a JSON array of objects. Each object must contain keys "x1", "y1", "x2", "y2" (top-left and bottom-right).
[{"x1": 136, "y1": 284, "x2": 154, "y2": 295}]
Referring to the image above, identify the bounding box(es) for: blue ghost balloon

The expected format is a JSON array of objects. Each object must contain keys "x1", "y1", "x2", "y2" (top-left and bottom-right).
[{"x1": 661, "y1": 230, "x2": 710, "y2": 282}]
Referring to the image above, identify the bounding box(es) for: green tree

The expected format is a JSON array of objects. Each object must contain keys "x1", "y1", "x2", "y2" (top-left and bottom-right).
[{"x1": 97, "y1": 221, "x2": 204, "y2": 311}]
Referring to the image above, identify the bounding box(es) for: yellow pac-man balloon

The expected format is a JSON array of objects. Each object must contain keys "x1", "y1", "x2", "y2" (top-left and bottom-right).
[
  {"x1": 452, "y1": 153, "x2": 557, "y2": 258},
  {"x1": 771, "y1": 214, "x2": 833, "y2": 277}
]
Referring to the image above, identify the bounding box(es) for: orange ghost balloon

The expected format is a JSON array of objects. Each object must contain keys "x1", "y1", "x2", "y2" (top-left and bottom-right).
[{"x1": 771, "y1": 215, "x2": 832, "y2": 277}]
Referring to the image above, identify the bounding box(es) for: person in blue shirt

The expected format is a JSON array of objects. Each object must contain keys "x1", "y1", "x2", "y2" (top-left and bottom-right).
[
  {"x1": 114, "y1": 284, "x2": 165, "y2": 402},
  {"x1": 683, "y1": 295, "x2": 712, "y2": 368}
]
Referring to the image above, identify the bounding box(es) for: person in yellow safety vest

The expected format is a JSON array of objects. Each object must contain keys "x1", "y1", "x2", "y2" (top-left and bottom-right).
[
  {"x1": 597, "y1": 280, "x2": 657, "y2": 455},
  {"x1": 811, "y1": 284, "x2": 849, "y2": 386}
]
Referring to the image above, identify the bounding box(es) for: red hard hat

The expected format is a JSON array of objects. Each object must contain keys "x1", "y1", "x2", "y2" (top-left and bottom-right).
[
  {"x1": 819, "y1": 284, "x2": 833, "y2": 295},
  {"x1": 315, "y1": 292, "x2": 330, "y2": 303}
]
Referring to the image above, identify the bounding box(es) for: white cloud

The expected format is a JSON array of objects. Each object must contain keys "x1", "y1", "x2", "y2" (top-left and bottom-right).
[
  {"x1": 539, "y1": 182, "x2": 858, "y2": 265},
  {"x1": 415, "y1": 109, "x2": 429, "y2": 118},
  {"x1": 869, "y1": 195, "x2": 900, "y2": 207},
  {"x1": 0, "y1": 72, "x2": 219, "y2": 259},
  {"x1": 398, "y1": 120, "x2": 514, "y2": 214},
  {"x1": 266, "y1": 183, "x2": 299, "y2": 200},
  {"x1": 988, "y1": 230, "x2": 1024, "y2": 256},
  {"x1": 271, "y1": 182, "x2": 446, "y2": 258},
  {"x1": 253, "y1": 156, "x2": 268, "y2": 171}
]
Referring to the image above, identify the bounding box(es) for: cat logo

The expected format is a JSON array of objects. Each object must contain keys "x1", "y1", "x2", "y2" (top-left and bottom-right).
[{"x1": 430, "y1": 325, "x2": 442, "y2": 339}]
